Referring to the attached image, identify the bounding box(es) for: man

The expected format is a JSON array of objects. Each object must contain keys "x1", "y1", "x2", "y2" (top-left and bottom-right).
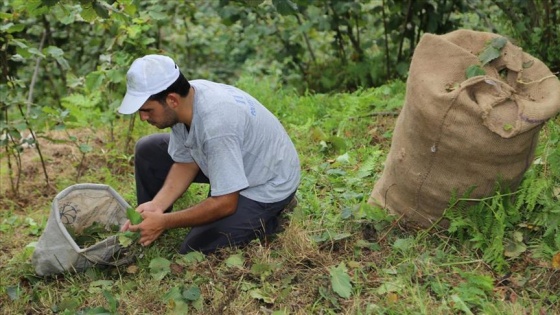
[{"x1": 119, "y1": 54, "x2": 300, "y2": 254}]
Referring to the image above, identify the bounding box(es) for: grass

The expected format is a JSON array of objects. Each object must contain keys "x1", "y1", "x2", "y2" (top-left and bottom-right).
[{"x1": 1, "y1": 76, "x2": 559, "y2": 314}]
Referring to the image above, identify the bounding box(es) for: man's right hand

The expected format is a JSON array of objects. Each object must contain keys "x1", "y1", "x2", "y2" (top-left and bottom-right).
[{"x1": 120, "y1": 201, "x2": 165, "y2": 232}]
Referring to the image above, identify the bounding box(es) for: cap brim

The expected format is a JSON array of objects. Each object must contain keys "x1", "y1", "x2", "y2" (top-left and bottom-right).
[{"x1": 118, "y1": 93, "x2": 150, "y2": 114}]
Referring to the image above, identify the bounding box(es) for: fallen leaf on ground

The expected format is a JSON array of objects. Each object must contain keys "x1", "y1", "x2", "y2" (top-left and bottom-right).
[
  {"x1": 552, "y1": 252, "x2": 560, "y2": 269},
  {"x1": 126, "y1": 265, "x2": 139, "y2": 274}
]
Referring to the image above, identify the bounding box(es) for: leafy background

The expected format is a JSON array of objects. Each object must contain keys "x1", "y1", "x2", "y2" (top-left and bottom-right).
[{"x1": 1, "y1": 0, "x2": 559, "y2": 314}]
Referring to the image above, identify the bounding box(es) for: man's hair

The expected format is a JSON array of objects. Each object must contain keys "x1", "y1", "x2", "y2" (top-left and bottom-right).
[{"x1": 148, "y1": 71, "x2": 190, "y2": 104}]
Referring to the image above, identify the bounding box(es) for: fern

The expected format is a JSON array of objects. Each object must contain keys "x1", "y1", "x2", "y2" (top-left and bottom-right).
[
  {"x1": 356, "y1": 152, "x2": 381, "y2": 179},
  {"x1": 515, "y1": 170, "x2": 549, "y2": 213},
  {"x1": 452, "y1": 269, "x2": 494, "y2": 310},
  {"x1": 445, "y1": 118, "x2": 560, "y2": 272},
  {"x1": 446, "y1": 186, "x2": 523, "y2": 272}
]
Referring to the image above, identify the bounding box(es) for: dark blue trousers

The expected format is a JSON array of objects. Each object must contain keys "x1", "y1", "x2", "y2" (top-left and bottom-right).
[{"x1": 134, "y1": 133, "x2": 296, "y2": 254}]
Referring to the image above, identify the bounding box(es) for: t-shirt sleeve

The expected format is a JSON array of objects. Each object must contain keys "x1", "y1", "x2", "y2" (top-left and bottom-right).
[
  {"x1": 204, "y1": 135, "x2": 249, "y2": 196},
  {"x1": 168, "y1": 128, "x2": 194, "y2": 163}
]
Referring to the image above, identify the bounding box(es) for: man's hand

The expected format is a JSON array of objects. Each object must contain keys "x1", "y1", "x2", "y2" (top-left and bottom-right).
[
  {"x1": 136, "y1": 200, "x2": 166, "y2": 214},
  {"x1": 128, "y1": 211, "x2": 167, "y2": 247},
  {"x1": 119, "y1": 201, "x2": 166, "y2": 237}
]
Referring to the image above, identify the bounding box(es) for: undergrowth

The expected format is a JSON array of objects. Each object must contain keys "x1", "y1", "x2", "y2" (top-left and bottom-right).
[
  {"x1": 445, "y1": 118, "x2": 560, "y2": 273},
  {"x1": 1, "y1": 78, "x2": 559, "y2": 314}
]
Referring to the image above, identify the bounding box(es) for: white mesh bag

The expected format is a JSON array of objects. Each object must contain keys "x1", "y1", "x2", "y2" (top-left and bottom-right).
[{"x1": 32, "y1": 183, "x2": 134, "y2": 276}]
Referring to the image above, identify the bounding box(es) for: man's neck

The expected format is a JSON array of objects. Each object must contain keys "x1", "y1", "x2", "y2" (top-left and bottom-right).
[{"x1": 177, "y1": 86, "x2": 195, "y2": 126}]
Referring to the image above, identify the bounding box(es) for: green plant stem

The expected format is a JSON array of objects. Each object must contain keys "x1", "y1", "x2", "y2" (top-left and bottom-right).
[
  {"x1": 458, "y1": 191, "x2": 519, "y2": 202},
  {"x1": 26, "y1": 28, "x2": 46, "y2": 116},
  {"x1": 16, "y1": 103, "x2": 50, "y2": 187},
  {"x1": 437, "y1": 260, "x2": 484, "y2": 267},
  {"x1": 295, "y1": 13, "x2": 316, "y2": 64}
]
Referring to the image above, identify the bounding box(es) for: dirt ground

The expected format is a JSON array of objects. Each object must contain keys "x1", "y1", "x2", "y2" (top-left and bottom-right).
[{"x1": 0, "y1": 129, "x2": 133, "y2": 212}]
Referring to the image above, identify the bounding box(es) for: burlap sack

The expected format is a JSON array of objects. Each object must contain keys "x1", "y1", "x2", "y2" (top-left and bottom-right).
[
  {"x1": 369, "y1": 29, "x2": 560, "y2": 228},
  {"x1": 32, "y1": 184, "x2": 134, "y2": 276}
]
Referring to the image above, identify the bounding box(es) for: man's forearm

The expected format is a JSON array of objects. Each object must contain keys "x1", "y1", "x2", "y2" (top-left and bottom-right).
[
  {"x1": 151, "y1": 162, "x2": 199, "y2": 212},
  {"x1": 163, "y1": 192, "x2": 239, "y2": 229}
]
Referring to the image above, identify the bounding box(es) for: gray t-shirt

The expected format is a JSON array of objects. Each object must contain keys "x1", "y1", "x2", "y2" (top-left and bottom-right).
[{"x1": 168, "y1": 80, "x2": 300, "y2": 203}]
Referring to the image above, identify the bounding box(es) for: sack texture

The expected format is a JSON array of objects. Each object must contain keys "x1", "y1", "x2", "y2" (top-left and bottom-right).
[
  {"x1": 369, "y1": 29, "x2": 560, "y2": 228},
  {"x1": 32, "y1": 183, "x2": 133, "y2": 276}
]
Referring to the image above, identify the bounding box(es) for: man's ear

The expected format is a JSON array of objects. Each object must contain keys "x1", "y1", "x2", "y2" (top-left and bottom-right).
[{"x1": 166, "y1": 93, "x2": 180, "y2": 108}]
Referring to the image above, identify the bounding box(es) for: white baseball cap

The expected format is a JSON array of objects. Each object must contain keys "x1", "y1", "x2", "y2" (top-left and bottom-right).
[{"x1": 118, "y1": 55, "x2": 180, "y2": 114}]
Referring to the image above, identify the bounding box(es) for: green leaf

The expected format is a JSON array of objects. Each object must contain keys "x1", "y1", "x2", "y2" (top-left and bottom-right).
[
  {"x1": 105, "y1": 69, "x2": 124, "y2": 83},
  {"x1": 478, "y1": 46, "x2": 501, "y2": 66},
  {"x1": 118, "y1": 231, "x2": 137, "y2": 247},
  {"x1": 79, "y1": 143, "x2": 92, "y2": 153},
  {"x1": 93, "y1": 1, "x2": 109, "y2": 19},
  {"x1": 7, "y1": 286, "x2": 21, "y2": 301},
  {"x1": 272, "y1": 0, "x2": 298, "y2": 15},
  {"x1": 40, "y1": 0, "x2": 59, "y2": 6},
  {"x1": 82, "y1": 306, "x2": 111, "y2": 314},
  {"x1": 80, "y1": 4, "x2": 98, "y2": 22},
  {"x1": 0, "y1": 23, "x2": 26, "y2": 33},
  {"x1": 127, "y1": 208, "x2": 143, "y2": 225},
  {"x1": 182, "y1": 286, "x2": 201, "y2": 301},
  {"x1": 465, "y1": 65, "x2": 486, "y2": 78},
  {"x1": 8, "y1": 129, "x2": 22, "y2": 140},
  {"x1": 102, "y1": 290, "x2": 118, "y2": 312},
  {"x1": 149, "y1": 257, "x2": 171, "y2": 281},
  {"x1": 164, "y1": 286, "x2": 190, "y2": 313},
  {"x1": 122, "y1": 2, "x2": 137, "y2": 15},
  {"x1": 392, "y1": 237, "x2": 414, "y2": 252},
  {"x1": 55, "y1": 55, "x2": 69, "y2": 69},
  {"x1": 179, "y1": 251, "x2": 205, "y2": 265},
  {"x1": 51, "y1": 3, "x2": 77, "y2": 24},
  {"x1": 121, "y1": 208, "x2": 142, "y2": 246},
  {"x1": 330, "y1": 262, "x2": 352, "y2": 298},
  {"x1": 57, "y1": 296, "x2": 81, "y2": 312},
  {"x1": 85, "y1": 71, "x2": 104, "y2": 92},
  {"x1": 504, "y1": 231, "x2": 527, "y2": 258},
  {"x1": 250, "y1": 262, "x2": 273, "y2": 277},
  {"x1": 125, "y1": 25, "x2": 142, "y2": 38},
  {"x1": 21, "y1": 0, "x2": 49, "y2": 16},
  {"x1": 376, "y1": 280, "x2": 403, "y2": 294},
  {"x1": 250, "y1": 288, "x2": 275, "y2": 303},
  {"x1": 225, "y1": 253, "x2": 245, "y2": 268},
  {"x1": 164, "y1": 286, "x2": 182, "y2": 300},
  {"x1": 148, "y1": 10, "x2": 167, "y2": 20},
  {"x1": 335, "y1": 152, "x2": 350, "y2": 163},
  {"x1": 490, "y1": 37, "x2": 508, "y2": 50},
  {"x1": 44, "y1": 46, "x2": 64, "y2": 58},
  {"x1": 328, "y1": 136, "x2": 347, "y2": 153},
  {"x1": 62, "y1": 93, "x2": 93, "y2": 108}
]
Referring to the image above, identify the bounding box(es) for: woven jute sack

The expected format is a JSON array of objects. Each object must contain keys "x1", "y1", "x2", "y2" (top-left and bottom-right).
[
  {"x1": 32, "y1": 184, "x2": 134, "y2": 276},
  {"x1": 368, "y1": 29, "x2": 560, "y2": 228}
]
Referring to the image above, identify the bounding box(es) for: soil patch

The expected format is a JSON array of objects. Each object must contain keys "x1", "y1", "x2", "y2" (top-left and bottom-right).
[{"x1": 0, "y1": 129, "x2": 131, "y2": 212}]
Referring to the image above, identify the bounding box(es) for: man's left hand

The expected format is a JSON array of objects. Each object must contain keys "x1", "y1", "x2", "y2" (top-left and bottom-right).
[{"x1": 128, "y1": 211, "x2": 167, "y2": 247}]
